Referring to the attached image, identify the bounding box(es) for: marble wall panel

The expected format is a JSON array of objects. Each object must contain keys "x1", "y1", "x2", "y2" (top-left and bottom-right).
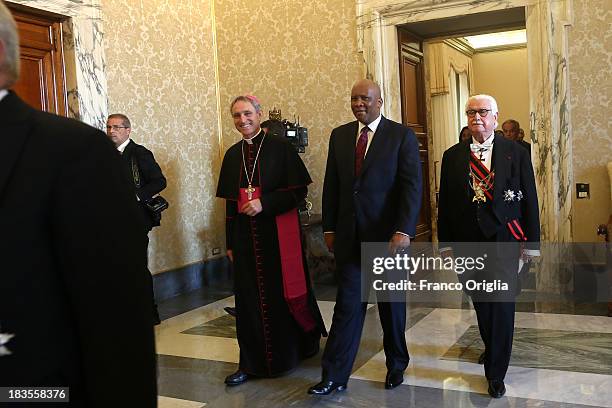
[
  {"x1": 568, "y1": 0, "x2": 612, "y2": 241},
  {"x1": 102, "y1": 0, "x2": 224, "y2": 273},
  {"x1": 8, "y1": 0, "x2": 107, "y2": 127},
  {"x1": 214, "y1": 0, "x2": 363, "y2": 214}
]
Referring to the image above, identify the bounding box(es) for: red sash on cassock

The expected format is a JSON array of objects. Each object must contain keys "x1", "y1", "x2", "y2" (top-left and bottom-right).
[{"x1": 238, "y1": 187, "x2": 317, "y2": 333}]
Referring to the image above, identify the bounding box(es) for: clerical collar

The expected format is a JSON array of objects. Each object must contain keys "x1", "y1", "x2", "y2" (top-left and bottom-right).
[
  {"x1": 471, "y1": 132, "x2": 494, "y2": 146},
  {"x1": 0, "y1": 89, "x2": 8, "y2": 102},
  {"x1": 243, "y1": 129, "x2": 264, "y2": 145}
]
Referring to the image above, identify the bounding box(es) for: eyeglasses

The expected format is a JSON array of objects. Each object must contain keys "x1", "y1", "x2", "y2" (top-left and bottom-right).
[
  {"x1": 466, "y1": 109, "x2": 492, "y2": 117},
  {"x1": 106, "y1": 125, "x2": 129, "y2": 130}
]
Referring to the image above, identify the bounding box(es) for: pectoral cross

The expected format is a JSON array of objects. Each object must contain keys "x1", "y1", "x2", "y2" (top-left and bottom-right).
[{"x1": 245, "y1": 184, "x2": 255, "y2": 200}]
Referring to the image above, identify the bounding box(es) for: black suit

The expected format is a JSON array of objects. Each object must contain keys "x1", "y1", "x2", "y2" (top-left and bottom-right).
[
  {"x1": 438, "y1": 134, "x2": 540, "y2": 381},
  {"x1": 121, "y1": 140, "x2": 166, "y2": 232},
  {"x1": 321, "y1": 116, "x2": 422, "y2": 383},
  {"x1": 0, "y1": 92, "x2": 157, "y2": 406},
  {"x1": 517, "y1": 140, "x2": 531, "y2": 159}
]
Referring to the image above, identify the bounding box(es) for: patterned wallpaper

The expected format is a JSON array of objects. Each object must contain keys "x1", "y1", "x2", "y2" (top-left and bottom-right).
[
  {"x1": 100, "y1": 0, "x2": 362, "y2": 272},
  {"x1": 215, "y1": 0, "x2": 362, "y2": 214},
  {"x1": 568, "y1": 0, "x2": 612, "y2": 241},
  {"x1": 26, "y1": 0, "x2": 608, "y2": 274},
  {"x1": 102, "y1": 0, "x2": 225, "y2": 272}
]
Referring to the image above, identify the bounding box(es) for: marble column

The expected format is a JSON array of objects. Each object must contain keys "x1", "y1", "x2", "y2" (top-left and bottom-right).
[{"x1": 526, "y1": 0, "x2": 574, "y2": 307}]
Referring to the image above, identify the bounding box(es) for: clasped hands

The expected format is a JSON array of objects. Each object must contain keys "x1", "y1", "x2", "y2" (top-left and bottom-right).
[{"x1": 240, "y1": 198, "x2": 262, "y2": 217}]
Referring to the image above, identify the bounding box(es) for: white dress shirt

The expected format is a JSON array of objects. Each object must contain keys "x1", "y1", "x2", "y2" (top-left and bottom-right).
[
  {"x1": 470, "y1": 133, "x2": 494, "y2": 170},
  {"x1": 357, "y1": 114, "x2": 382, "y2": 157},
  {"x1": 0, "y1": 89, "x2": 8, "y2": 102},
  {"x1": 117, "y1": 138, "x2": 131, "y2": 154}
]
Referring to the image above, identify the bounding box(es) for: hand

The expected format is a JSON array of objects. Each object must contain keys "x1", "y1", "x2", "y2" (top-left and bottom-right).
[
  {"x1": 226, "y1": 250, "x2": 233, "y2": 263},
  {"x1": 389, "y1": 233, "x2": 410, "y2": 255},
  {"x1": 324, "y1": 233, "x2": 335, "y2": 253},
  {"x1": 240, "y1": 198, "x2": 263, "y2": 216}
]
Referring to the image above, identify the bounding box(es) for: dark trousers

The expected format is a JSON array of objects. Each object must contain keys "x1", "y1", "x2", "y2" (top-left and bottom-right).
[
  {"x1": 473, "y1": 301, "x2": 515, "y2": 381},
  {"x1": 144, "y1": 235, "x2": 160, "y2": 324},
  {"x1": 321, "y1": 260, "x2": 409, "y2": 383}
]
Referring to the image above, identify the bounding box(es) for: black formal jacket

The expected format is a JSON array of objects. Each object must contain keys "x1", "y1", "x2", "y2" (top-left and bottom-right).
[
  {"x1": 517, "y1": 139, "x2": 531, "y2": 159},
  {"x1": 322, "y1": 116, "x2": 422, "y2": 263},
  {"x1": 438, "y1": 134, "x2": 540, "y2": 249},
  {"x1": 0, "y1": 92, "x2": 157, "y2": 406},
  {"x1": 121, "y1": 140, "x2": 167, "y2": 231}
]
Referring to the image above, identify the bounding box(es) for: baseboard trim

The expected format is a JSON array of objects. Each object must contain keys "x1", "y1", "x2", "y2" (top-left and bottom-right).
[{"x1": 153, "y1": 257, "x2": 231, "y2": 302}]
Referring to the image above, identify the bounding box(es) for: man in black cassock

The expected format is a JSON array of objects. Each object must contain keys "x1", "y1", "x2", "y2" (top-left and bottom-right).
[{"x1": 216, "y1": 95, "x2": 326, "y2": 386}]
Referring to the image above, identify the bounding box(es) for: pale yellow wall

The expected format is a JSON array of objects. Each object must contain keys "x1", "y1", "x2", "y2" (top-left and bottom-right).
[
  {"x1": 215, "y1": 0, "x2": 363, "y2": 214},
  {"x1": 569, "y1": 0, "x2": 611, "y2": 242},
  {"x1": 100, "y1": 0, "x2": 362, "y2": 273},
  {"x1": 102, "y1": 0, "x2": 225, "y2": 273},
  {"x1": 472, "y1": 47, "x2": 530, "y2": 140}
]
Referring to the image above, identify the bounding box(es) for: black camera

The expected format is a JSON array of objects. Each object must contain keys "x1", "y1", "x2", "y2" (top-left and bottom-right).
[{"x1": 262, "y1": 108, "x2": 308, "y2": 153}]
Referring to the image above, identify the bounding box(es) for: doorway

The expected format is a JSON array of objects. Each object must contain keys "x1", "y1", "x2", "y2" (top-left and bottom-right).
[
  {"x1": 7, "y1": 3, "x2": 68, "y2": 116},
  {"x1": 397, "y1": 7, "x2": 530, "y2": 238}
]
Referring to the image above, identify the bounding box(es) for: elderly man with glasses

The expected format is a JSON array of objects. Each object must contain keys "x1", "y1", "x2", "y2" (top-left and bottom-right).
[{"x1": 438, "y1": 94, "x2": 540, "y2": 398}]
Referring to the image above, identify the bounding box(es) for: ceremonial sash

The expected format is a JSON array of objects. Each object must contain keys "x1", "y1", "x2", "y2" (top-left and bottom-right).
[
  {"x1": 469, "y1": 151, "x2": 494, "y2": 201},
  {"x1": 238, "y1": 187, "x2": 317, "y2": 333}
]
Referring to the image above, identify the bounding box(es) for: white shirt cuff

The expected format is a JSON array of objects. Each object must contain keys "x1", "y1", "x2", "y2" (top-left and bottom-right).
[{"x1": 523, "y1": 248, "x2": 540, "y2": 257}]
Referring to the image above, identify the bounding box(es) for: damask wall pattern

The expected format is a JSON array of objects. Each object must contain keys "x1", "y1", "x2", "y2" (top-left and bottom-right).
[
  {"x1": 568, "y1": 0, "x2": 611, "y2": 241},
  {"x1": 102, "y1": 0, "x2": 225, "y2": 273},
  {"x1": 214, "y1": 0, "x2": 363, "y2": 214}
]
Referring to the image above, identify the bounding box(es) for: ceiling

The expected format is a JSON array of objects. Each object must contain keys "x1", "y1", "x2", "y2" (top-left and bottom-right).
[{"x1": 399, "y1": 7, "x2": 526, "y2": 39}]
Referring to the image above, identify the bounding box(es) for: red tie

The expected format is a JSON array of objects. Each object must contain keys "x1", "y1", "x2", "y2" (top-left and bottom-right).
[{"x1": 355, "y1": 126, "x2": 369, "y2": 176}]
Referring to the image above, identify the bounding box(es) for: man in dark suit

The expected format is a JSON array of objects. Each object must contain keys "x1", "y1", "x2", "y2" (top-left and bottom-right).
[
  {"x1": 438, "y1": 95, "x2": 540, "y2": 398},
  {"x1": 0, "y1": 3, "x2": 157, "y2": 405},
  {"x1": 502, "y1": 119, "x2": 531, "y2": 158},
  {"x1": 106, "y1": 113, "x2": 167, "y2": 325},
  {"x1": 106, "y1": 114, "x2": 167, "y2": 232},
  {"x1": 308, "y1": 79, "x2": 422, "y2": 395}
]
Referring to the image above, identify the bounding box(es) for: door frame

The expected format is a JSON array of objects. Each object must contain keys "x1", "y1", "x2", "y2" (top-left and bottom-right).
[{"x1": 356, "y1": 0, "x2": 574, "y2": 245}]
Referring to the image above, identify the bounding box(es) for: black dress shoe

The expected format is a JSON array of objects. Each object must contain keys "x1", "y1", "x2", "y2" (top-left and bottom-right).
[
  {"x1": 224, "y1": 306, "x2": 237, "y2": 317},
  {"x1": 385, "y1": 370, "x2": 404, "y2": 389},
  {"x1": 478, "y1": 352, "x2": 486, "y2": 365},
  {"x1": 225, "y1": 370, "x2": 248, "y2": 386},
  {"x1": 487, "y1": 379, "x2": 506, "y2": 398},
  {"x1": 307, "y1": 380, "x2": 347, "y2": 395}
]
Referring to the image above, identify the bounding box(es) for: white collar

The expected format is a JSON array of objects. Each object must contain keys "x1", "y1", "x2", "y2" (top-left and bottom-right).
[
  {"x1": 0, "y1": 89, "x2": 8, "y2": 102},
  {"x1": 243, "y1": 129, "x2": 263, "y2": 145},
  {"x1": 359, "y1": 114, "x2": 382, "y2": 134},
  {"x1": 117, "y1": 138, "x2": 131, "y2": 153},
  {"x1": 471, "y1": 132, "x2": 494, "y2": 146}
]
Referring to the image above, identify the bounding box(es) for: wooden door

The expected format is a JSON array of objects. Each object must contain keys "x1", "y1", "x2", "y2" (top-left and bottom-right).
[
  {"x1": 8, "y1": 4, "x2": 67, "y2": 116},
  {"x1": 398, "y1": 28, "x2": 432, "y2": 242}
]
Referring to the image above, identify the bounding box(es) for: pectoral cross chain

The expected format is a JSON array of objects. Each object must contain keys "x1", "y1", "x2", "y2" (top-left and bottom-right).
[{"x1": 241, "y1": 134, "x2": 266, "y2": 201}]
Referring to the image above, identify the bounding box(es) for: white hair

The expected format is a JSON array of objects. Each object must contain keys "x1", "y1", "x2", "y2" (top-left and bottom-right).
[
  {"x1": 0, "y1": 1, "x2": 20, "y2": 87},
  {"x1": 465, "y1": 94, "x2": 499, "y2": 115}
]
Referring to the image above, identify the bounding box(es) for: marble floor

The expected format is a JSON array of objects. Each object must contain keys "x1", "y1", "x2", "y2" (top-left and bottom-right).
[{"x1": 155, "y1": 283, "x2": 612, "y2": 408}]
